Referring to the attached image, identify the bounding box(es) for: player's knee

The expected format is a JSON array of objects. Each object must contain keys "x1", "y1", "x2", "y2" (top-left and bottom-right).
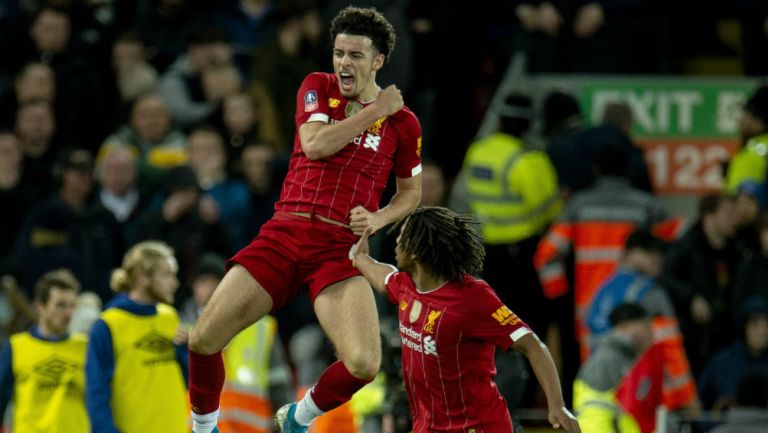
[
  {"x1": 344, "y1": 347, "x2": 381, "y2": 379},
  {"x1": 188, "y1": 325, "x2": 221, "y2": 355}
]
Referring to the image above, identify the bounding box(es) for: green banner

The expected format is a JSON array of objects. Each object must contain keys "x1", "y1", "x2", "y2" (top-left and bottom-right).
[{"x1": 579, "y1": 79, "x2": 755, "y2": 138}]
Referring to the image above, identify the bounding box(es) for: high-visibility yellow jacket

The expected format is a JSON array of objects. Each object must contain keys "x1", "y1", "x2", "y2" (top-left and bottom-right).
[
  {"x1": 462, "y1": 133, "x2": 561, "y2": 245},
  {"x1": 725, "y1": 133, "x2": 768, "y2": 193}
]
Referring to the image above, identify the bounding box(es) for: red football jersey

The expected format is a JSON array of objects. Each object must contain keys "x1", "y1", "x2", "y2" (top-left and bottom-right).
[
  {"x1": 385, "y1": 272, "x2": 532, "y2": 433},
  {"x1": 275, "y1": 72, "x2": 423, "y2": 223}
]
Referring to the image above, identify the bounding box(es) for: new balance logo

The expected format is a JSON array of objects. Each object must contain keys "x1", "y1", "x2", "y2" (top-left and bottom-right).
[{"x1": 491, "y1": 306, "x2": 520, "y2": 326}]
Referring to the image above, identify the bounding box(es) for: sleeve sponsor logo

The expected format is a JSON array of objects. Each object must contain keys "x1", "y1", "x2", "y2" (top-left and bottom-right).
[
  {"x1": 491, "y1": 306, "x2": 520, "y2": 326},
  {"x1": 328, "y1": 98, "x2": 340, "y2": 108},
  {"x1": 304, "y1": 90, "x2": 318, "y2": 112},
  {"x1": 423, "y1": 310, "x2": 441, "y2": 333}
]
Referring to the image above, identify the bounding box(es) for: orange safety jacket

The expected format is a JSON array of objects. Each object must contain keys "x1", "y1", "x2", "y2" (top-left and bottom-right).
[
  {"x1": 534, "y1": 177, "x2": 684, "y2": 358},
  {"x1": 652, "y1": 316, "x2": 697, "y2": 410}
]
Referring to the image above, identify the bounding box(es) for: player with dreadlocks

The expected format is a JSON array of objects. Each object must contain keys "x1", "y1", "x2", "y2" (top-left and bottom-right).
[{"x1": 351, "y1": 206, "x2": 581, "y2": 433}]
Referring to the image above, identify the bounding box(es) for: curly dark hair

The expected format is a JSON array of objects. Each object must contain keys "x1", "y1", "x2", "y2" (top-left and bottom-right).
[
  {"x1": 330, "y1": 6, "x2": 396, "y2": 61},
  {"x1": 390, "y1": 207, "x2": 485, "y2": 281}
]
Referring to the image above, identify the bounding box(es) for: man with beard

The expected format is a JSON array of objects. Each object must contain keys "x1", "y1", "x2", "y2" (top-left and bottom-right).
[
  {"x1": 187, "y1": 6, "x2": 422, "y2": 433},
  {"x1": 351, "y1": 207, "x2": 580, "y2": 433},
  {"x1": 85, "y1": 241, "x2": 189, "y2": 433}
]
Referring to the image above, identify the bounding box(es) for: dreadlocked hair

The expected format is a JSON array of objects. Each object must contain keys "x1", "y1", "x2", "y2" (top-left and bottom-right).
[{"x1": 390, "y1": 206, "x2": 485, "y2": 281}]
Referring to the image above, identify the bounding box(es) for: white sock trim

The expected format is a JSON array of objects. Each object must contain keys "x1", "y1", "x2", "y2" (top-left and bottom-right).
[
  {"x1": 192, "y1": 409, "x2": 220, "y2": 433},
  {"x1": 294, "y1": 387, "x2": 324, "y2": 426}
]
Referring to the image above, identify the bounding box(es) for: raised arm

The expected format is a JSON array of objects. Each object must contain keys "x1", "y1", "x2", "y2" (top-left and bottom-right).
[
  {"x1": 513, "y1": 333, "x2": 581, "y2": 433},
  {"x1": 299, "y1": 85, "x2": 403, "y2": 160},
  {"x1": 350, "y1": 228, "x2": 397, "y2": 296}
]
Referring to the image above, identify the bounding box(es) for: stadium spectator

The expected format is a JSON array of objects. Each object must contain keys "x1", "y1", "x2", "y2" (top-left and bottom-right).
[
  {"x1": 85, "y1": 241, "x2": 189, "y2": 433},
  {"x1": 660, "y1": 193, "x2": 743, "y2": 376},
  {"x1": 0, "y1": 269, "x2": 89, "y2": 433},
  {"x1": 709, "y1": 369, "x2": 768, "y2": 433}
]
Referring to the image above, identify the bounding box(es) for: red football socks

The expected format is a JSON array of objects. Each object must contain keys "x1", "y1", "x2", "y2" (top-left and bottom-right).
[
  {"x1": 189, "y1": 350, "x2": 225, "y2": 414},
  {"x1": 309, "y1": 360, "x2": 373, "y2": 411}
]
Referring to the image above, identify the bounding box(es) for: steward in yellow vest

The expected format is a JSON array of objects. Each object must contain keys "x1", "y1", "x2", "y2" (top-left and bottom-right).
[
  {"x1": 453, "y1": 93, "x2": 561, "y2": 339},
  {"x1": 86, "y1": 241, "x2": 188, "y2": 433},
  {"x1": 0, "y1": 269, "x2": 89, "y2": 433},
  {"x1": 725, "y1": 85, "x2": 768, "y2": 194}
]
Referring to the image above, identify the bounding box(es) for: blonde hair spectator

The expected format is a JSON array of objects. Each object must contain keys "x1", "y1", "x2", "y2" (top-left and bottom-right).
[{"x1": 110, "y1": 241, "x2": 175, "y2": 293}]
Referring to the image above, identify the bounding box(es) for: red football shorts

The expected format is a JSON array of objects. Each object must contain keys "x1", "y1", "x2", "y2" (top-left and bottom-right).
[{"x1": 228, "y1": 212, "x2": 361, "y2": 311}]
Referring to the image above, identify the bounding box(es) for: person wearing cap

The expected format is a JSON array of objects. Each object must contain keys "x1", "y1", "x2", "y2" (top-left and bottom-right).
[
  {"x1": 724, "y1": 85, "x2": 768, "y2": 194},
  {"x1": 698, "y1": 294, "x2": 768, "y2": 411},
  {"x1": 15, "y1": 148, "x2": 123, "y2": 302},
  {"x1": 573, "y1": 303, "x2": 653, "y2": 433},
  {"x1": 587, "y1": 229, "x2": 698, "y2": 412}
]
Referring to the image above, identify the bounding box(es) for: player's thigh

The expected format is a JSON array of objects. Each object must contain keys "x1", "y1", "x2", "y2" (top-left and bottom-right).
[
  {"x1": 314, "y1": 276, "x2": 381, "y2": 373},
  {"x1": 190, "y1": 264, "x2": 274, "y2": 354}
]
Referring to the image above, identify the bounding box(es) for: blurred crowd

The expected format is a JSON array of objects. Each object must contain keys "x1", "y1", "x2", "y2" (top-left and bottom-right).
[{"x1": 1, "y1": 1, "x2": 768, "y2": 433}]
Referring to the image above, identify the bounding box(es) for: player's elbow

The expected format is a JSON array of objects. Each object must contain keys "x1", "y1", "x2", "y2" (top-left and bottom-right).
[{"x1": 301, "y1": 140, "x2": 326, "y2": 160}]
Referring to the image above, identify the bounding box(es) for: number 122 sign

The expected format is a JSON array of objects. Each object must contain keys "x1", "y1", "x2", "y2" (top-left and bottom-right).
[{"x1": 638, "y1": 139, "x2": 738, "y2": 194}]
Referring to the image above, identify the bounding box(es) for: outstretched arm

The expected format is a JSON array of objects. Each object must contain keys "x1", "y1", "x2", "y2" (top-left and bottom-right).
[
  {"x1": 351, "y1": 228, "x2": 397, "y2": 296},
  {"x1": 513, "y1": 333, "x2": 581, "y2": 433}
]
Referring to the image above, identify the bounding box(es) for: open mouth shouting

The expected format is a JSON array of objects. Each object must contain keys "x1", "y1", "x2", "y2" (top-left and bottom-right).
[{"x1": 339, "y1": 71, "x2": 355, "y2": 93}]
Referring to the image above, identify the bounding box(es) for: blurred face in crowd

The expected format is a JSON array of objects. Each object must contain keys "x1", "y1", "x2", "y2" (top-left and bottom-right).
[
  {"x1": 37, "y1": 287, "x2": 77, "y2": 336},
  {"x1": 333, "y1": 33, "x2": 384, "y2": 100},
  {"x1": 15, "y1": 102, "x2": 55, "y2": 157},
  {"x1": 188, "y1": 130, "x2": 226, "y2": 180},
  {"x1": 112, "y1": 39, "x2": 146, "y2": 71},
  {"x1": 202, "y1": 65, "x2": 241, "y2": 103},
  {"x1": 223, "y1": 93, "x2": 256, "y2": 134},
  {"x1": 131, "y1": 95, "x2": 171, "y2": 142},
  {"x1": 706, "y1": 198, "x2": 737, "y2": 240},
  {"x1": 189, "y1": 42, "x2": 232, "y2": 73},
  {"x1": 192, "y1": 274, "x2": 219, "y2": 309},
  {"x1": 140, "y1": 256, "x2": 179, "y2": 304},
  {"x1": 746, "y1": 314, "x2": 768, "y2": 354},
  {"x1": 625, "y1": 248, "x2": 664, "y2": 278},
  {"x1": 0, "y1": 133, "x2": 22, "y2": 172},
  {"x1": 61, "y1": 150, "x2": 94, "y2": 203},
  {"x1": 15, "y1": 63, "x2": 55, "y2": 104},
  {"x1": 240, "y1": 144, "x2": 274, "y2": 190},
  {"x1": 620, "y1": 317, "x2": 654, "y2": 353},
  {"x1": 31, "y1": 9, "x2": 70, "y2": 54},
  {"x1": 735, "y1": 192, "x2": 760, "y2": 227},
  {"x1": 98, "y1": 146, "x2": 137, "y2": 196}
]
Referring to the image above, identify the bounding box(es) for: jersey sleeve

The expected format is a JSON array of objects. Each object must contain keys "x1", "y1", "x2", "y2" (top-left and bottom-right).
[
  {"x1": 466, "y1": 284, "x2": 532, "y2": 351},
  {"x1": 384, "y1": 271, "x2": 405, "y2": 305},
  {"x1": 295, "y1": 72, "x2": 331, "y2": 126},
  {"x1": 393, "y1": 111, "x2": 423, "y2": 178}
]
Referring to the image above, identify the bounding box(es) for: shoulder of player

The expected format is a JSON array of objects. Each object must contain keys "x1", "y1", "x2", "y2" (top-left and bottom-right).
[
  {"x1": 303, "y1": 72, "x2": 337, "y2": 92},
  {"x1": 390, "y1": 105, "x2": 419, "y2": 124}
]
